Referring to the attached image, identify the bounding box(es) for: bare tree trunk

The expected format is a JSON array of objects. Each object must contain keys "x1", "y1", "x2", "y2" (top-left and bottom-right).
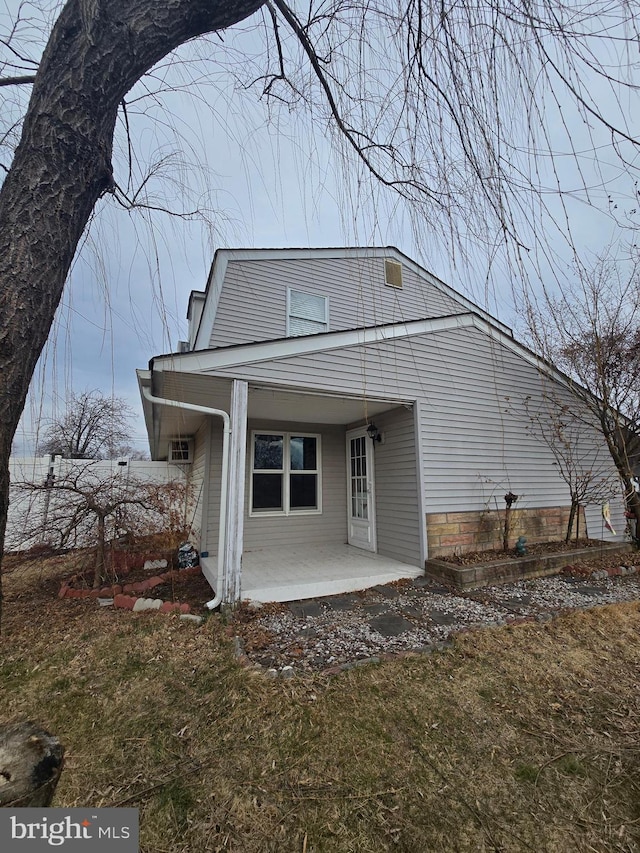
[
  {"x1": 0, "y1": 722, "x2": 64, "y2": 806},
  {"x1": 627, "y1": 489, "x2": 640, "y2": 545},
  {"x1": 94, "y1": 515, "x2": 106, "y2": 588},
  {"x1": 0, "y1": 0, "x2": 263, "y2": 628},
  {"x1": 503, "y1": 507, "x2": 511, "y2": 552},
  {"x1": 566, "y1": 501, "x2": 577, "y2": 544}
]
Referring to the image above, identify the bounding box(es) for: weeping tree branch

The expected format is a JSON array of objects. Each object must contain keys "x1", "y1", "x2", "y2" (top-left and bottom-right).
[{"x1": 0, "y1": 0, "x2": 265, "y2": 629}]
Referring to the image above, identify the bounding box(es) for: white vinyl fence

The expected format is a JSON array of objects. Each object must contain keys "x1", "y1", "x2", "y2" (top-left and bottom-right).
[{"x1": 6, "y1": 457, "x2": 192, "y2": 552}]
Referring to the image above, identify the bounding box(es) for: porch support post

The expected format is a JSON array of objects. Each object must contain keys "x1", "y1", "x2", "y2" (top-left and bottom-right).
[
  {"x1": 223, "y1": 379, "x2": 248, "y2": 605},
  {"x1": 413, "y1": 399, "x2": 428, "y2": 566}
]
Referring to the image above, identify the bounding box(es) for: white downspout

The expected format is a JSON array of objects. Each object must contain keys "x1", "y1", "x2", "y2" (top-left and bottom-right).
[{"x1": 141, "y1": 386, "x2": 230, "y2": 610}]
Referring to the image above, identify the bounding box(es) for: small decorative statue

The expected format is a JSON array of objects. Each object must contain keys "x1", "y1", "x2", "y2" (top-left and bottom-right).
[{"x1": 515, "y1": 535, "x2": 527, "y2": 556}]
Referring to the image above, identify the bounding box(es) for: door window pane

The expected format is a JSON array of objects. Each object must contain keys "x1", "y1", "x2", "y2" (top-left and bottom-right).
[{"x1": 350, "y1": 436, "x2": 368, "y2": 519}]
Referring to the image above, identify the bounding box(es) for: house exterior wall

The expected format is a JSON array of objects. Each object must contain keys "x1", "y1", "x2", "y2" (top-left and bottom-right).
[
  {"x1": 209, "y1": 255, "x2": 468, "y2": 348},
  {"x1": 365, "y1": 406, "x2": 422, "y2": 566},
  {"x1": 189, "y1": 419, "x2": 210, "y2": 549},
  {"x1": 205, "y1": 419, "x2": 347, "y2": 554},
  {"x1": 204, "y1": 423, "x2": 223, "y2": 555},
  {"x1": 208, "y1": 324, "x2": 624, "y2": 550}
]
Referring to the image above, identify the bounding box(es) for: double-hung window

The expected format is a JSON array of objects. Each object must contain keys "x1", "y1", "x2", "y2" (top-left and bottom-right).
[
  {"x1": 286, "y1": 288, "x2": 328, "y2": 336},
  {"x1": 251, "y1": 432, "x2": 321, "y2": 515}
]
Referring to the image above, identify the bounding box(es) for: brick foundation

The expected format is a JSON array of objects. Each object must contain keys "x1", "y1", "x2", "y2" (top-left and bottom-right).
[{"x1": 426, "y1": 505, "x2": 586, "y2": 558}]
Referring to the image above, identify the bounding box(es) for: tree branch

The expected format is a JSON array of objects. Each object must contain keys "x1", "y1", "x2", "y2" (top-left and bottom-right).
[{"x1": 0, "y1": 74, "x2": 36, "y2": 87}]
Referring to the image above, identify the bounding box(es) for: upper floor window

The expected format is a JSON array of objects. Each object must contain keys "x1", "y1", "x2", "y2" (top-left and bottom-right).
[{"x1": 286, "y1": 288, "x2": 328, "y2": 336}]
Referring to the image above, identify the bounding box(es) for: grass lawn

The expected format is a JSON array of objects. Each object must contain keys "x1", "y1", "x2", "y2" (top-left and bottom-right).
[{"x1": 1, "y1": 554, "x2": 640, "y2": 852}]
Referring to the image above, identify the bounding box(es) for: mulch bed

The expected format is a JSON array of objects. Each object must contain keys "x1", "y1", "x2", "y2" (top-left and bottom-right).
[
  {"x1": 439, "y1": 538, "x2": 614, "y2": 566},
  {"x1": 58, "y1": 560, "x2": 214, "y2": 615}
]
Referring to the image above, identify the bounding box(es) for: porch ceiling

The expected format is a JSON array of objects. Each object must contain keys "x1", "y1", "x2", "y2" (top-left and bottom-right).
[
  {"x1": 247, "y1": 385, "x2": 408, "y2": 424},
  {"x1": 146, "y1": 370, "x2": 411, "y2": 443}
]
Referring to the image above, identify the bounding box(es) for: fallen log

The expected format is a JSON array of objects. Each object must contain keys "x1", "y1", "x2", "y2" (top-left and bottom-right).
[{"x1": 0, "y1": 721, "x2": 64, "y2": 807}]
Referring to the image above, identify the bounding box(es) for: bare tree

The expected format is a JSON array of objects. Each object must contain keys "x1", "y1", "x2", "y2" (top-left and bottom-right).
[
  {"x1": 524, "y1": 395, "x2": 619, "y2": 542},
  {"x1": 526, "y1": 253, "x2": 640, "y2": 541},
  {"x1": 12, "y1": 462, "x2": 191, "y2": 587},
  {"x1": 0, "y1": 0, "x2": 639, "y2": 624},
  {"x1": 37, "y1": 390, "x2": 135, "y2": 459}
]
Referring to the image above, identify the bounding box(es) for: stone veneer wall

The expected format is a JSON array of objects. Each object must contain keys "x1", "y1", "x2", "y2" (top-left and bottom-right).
[{"x1": 426, "y1": 505, "x2": 587, "y2": 557}]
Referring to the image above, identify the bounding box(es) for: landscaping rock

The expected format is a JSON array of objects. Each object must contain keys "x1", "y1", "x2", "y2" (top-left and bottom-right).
[
  {"x1": 113, "y1": 594, "x2": 136, "y2": 610},
  {"x1": 368, "y1": 613, "x2": 415, "y2": 637},
  {"x1": 144, "y1": 559, "x2": 168, "y2": 571},
  {"x1": 324, "y1": 594, "x2": 359, "y2": 611},
  {"x1": 427, "y1": 609, "x2": 458, "y2": 627},
  {"x1": 288, "y1": 600, "x2": 323, "y2": 619},
  {"x1": 234, "y1": 565, "x2": 640, "y2": 673},
  {"x1": 132, "y1": 597, "x2": 163, "y2": 612}
]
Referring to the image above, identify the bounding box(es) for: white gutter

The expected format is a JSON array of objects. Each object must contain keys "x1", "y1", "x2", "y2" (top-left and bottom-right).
[{"x1": 141, "y1": 386, "x2": 230, "y2": 610}]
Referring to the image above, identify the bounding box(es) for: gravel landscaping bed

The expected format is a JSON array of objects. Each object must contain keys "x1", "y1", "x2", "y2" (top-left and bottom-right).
[{"x1": 233, "y1": 551, "x2": 640, "y2": 674}]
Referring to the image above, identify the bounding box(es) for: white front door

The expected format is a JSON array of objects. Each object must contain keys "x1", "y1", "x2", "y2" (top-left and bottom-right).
[{"x1": 346, "y1": 428, "x2": 377, "y2": 552}]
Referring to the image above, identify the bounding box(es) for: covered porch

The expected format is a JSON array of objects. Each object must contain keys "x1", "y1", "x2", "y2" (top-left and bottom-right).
[
  {"x1": 139, "y1": 367, "x2": 425, "y2": 606},
  {"x1": 201, "y1": 543, "x2": 423, "y2": 604}
]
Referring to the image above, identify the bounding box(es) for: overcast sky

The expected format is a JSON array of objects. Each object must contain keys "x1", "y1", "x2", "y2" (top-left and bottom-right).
[{"x1": 4, "y1": 1, "x2": 638, "y2": 456}]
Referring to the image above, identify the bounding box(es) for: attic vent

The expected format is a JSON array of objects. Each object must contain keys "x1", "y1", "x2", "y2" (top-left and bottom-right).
[
  {"x1": 384, "y1": 259, "x2": 403, "y2": 289},
  {"x1": 177, "y1": 340, "x2": 190, "y2": 353}
]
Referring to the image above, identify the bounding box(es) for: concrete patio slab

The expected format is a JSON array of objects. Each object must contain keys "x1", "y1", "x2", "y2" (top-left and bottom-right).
[{"x1": 206, "y1": 544, "x2": 423, "y2": 604}]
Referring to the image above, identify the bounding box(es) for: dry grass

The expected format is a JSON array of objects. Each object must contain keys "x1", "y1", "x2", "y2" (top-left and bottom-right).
[{"x1": 2, "y1": 554, "x2": 640, "y2": 852}]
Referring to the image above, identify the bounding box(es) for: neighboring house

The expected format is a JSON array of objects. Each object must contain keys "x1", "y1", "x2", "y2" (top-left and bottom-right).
[{"x1": 137, "y1": 247, "x2": 625, "y2": 606}]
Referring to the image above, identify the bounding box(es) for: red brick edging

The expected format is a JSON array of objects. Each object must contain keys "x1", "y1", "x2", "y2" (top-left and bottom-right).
[{"x1": 58, "y1": 563, "x2": 203, "y2": 615}]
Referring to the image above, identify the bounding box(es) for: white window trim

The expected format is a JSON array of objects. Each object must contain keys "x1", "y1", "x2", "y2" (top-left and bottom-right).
[
  {"x1": 249, "y1": 430, "x2": 322, "y2": 517},
  {"x1": 286, "y1": 287, "x2": 329, "y2": 337},
  {"x1": 168, "y1": 438, "x2": 193, "y2": 463}
]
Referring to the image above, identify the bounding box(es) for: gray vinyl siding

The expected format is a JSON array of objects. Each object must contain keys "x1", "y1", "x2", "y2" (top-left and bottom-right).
[
  {"x1": 209, "y1": 256, "x2": 467, "y2": 348},
  {"x1": 371, "y1": 407, "x2": 421, "y2": 566},
  {"x1": 204, "y1": 421, "x2": 223, "y2": 556},
  {"x1": 209, "y1": 324, "x2": 624, "y2": 534},
  {"x1": 188, "y1": 420, "x2": 210, "y2": 549},
  {"x1": 205, "y1": 420, "x2": 347, "y2": 554},
  {"x1": 584, "y1": 501, "x2": 626, "y2": 543}
]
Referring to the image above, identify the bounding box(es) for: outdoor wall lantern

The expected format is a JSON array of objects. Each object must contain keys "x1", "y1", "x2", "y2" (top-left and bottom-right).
[{"x1": 367, "y1": 422, "x2": 382, "y2": 443}]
